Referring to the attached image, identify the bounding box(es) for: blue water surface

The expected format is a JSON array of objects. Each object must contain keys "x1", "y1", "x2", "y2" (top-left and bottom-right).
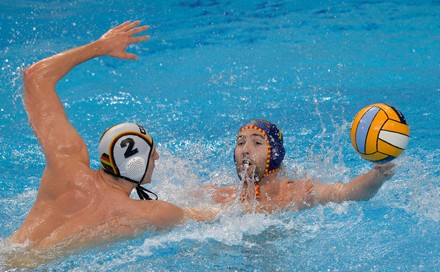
[{"x1": 1, "y1": 0, "x2": 439, "y2": 271}]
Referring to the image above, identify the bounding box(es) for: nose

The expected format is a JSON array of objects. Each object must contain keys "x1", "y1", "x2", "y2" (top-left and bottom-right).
[
  {"x1": 153, "y1": 150, "x2": 159, "y2": 160},
  {"x1": 241, "y1": 142, "x2": 251, "y2": 156}
]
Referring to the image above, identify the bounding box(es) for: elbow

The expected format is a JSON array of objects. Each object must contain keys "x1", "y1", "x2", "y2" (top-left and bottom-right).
[
  {"x1": 23, "y1": 65, "x2": 38, "y2": 94},
  {"x1": 23, "y1": 61, "x2": 53, "y2": 91},
  {"x1": 23, "y1": 63, "x2": 39, "y2": 83}
]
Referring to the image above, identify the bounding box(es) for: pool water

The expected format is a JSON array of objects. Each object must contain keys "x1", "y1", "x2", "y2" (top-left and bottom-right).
[{"x1": 1, "y1": 0, "x2": 439, "y2": 271}]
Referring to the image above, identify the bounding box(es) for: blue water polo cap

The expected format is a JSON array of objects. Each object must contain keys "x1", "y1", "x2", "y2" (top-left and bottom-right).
[{"x1": 238, "y1": 119, "x2": 285, "y2": 175}]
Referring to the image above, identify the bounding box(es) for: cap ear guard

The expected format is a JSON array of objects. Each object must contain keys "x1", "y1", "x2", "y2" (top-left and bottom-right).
[
  {"x1": 125, "y1": 156, "x2": 147, "y2": 181},
  {"x1": 112, "y1": 134, "x2": 152, "y2": 183}
]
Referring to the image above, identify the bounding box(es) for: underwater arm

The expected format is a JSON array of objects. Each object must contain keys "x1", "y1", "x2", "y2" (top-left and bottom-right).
[
  {"x1": 23, "y1": 21, "x2": 149, "y2": 168},
  {"x1": 183, "y1": 207, "x2": 220, "y2": 222},
  {"x1": 144, "y1": 201, "x2": 218, "y2": 227}
]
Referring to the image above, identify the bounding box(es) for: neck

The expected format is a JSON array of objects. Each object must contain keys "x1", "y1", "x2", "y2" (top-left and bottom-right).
[
  {"x1": 240, "y1": 171, "x2": 279, "y2": 203},
  {"x1": 259, "y1": 172, "x2": 280, "y2": 200},
  {"x1": 97, "y1": 168, "x2": 136, "y2": 196}
]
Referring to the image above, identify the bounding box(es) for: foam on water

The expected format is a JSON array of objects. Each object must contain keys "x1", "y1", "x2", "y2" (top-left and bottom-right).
[{"x1": 134, "y1": 212, "x2": 283, "y2": 257}]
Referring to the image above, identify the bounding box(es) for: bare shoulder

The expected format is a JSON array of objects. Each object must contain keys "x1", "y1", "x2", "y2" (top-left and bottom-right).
[
  {"x1": 280, "y1": 178, "x2": 314, "y2": 190},
  {"x1": 35, "y1": 162, "x2": 96, "y2": 199},
  {"x1": 278, "y1": 178, "x2": 318, "y2": 211}
]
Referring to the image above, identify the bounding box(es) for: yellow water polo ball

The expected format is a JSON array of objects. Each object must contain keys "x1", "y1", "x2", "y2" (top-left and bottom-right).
[{"x1": 350, "y1": 103, "x2": 410, "y2": 163}]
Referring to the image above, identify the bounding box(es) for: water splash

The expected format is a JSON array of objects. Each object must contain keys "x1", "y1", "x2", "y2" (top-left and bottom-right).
[{"x1": 134, "y1": 211, "x2": 284, "y2": 257}]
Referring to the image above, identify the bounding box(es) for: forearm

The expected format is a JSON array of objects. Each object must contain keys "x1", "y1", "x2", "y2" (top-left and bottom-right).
[
  {"x1": 22, "y1": 40, "x2": 105, "y2": 155},
  {"x1": 309, "y1": 163, "x2": 395, "y2": 206},
  {"x1": 340, "y1": 170, "x2": 386, "y2": 201},
  {"x1": 340, "y1": 163, "x2": 394, "y2": 201},
  {"x1": 22, "y1": 21, "x2": 148, "y2": 165},
  {"x1": 183, "y1": 207, "x2": 219, "y2": 222},
  {"x1": 24, "y1": 41, "x2": 104, "y2": 87},
  {"x1": 24, "y1": 21, "x2": 148, "y2": 89}
]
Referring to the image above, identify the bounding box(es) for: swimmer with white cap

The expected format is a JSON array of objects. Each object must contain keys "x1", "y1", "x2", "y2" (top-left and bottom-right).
[
  {"x1": 98, "y1": 122, "x2": 158, "y2": 200},
  {"x1": 7, "y1": 21, "x2": 217, "y2": 269},
  {"x1": 205, "y1": 119, "x2": 396, "y2": 213}
]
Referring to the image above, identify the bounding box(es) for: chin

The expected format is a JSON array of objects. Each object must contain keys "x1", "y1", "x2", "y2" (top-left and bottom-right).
[
  {"x1": 236, "y1": 169, "x2": 261, "y2": 183},
  {"x1": 141, "y1": 177, "x2": 152, "y2": 185}
]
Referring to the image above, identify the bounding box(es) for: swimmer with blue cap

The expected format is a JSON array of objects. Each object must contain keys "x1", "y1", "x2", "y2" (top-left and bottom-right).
[
  {"x1": 234, "y1": 119, "x2": 285, "y2": 202},
  {"x1": 8, "y1": 21, "x2": 217, "y2": 267},
  {"x1": 206, "y1": 119, "x2": 396, "y2": 213}
]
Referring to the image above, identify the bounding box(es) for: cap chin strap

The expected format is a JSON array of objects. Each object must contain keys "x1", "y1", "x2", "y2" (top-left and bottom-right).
[
  {"x1": 103, "y1": 168, "x2": 158, "y2": 200},
  {"x1": 136, "y1": 185, "x2": 158, "y2": 200},
  {"x1": 240, "y1": 183, "x2": 261, "y2": 203},
  {"x1": 242, "y1": 168, "x2": 279, "y2": 203}
]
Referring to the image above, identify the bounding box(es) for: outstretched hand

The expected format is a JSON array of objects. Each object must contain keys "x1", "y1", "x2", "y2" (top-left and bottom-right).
[
  {"x1": 373, "y1": 162, "x2": 396, "y2": 180},
  {"x1": 98, "y1": 21, "x2": 149, "y2": 60}
]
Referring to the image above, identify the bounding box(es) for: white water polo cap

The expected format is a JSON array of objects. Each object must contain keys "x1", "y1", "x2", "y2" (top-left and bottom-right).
[{"x1": 98, "y1": 123, "x2": 154, "y2": 183}]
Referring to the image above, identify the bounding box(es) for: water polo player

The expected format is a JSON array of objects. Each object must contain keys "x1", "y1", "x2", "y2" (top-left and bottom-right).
[
  {"x1": 8, "y1": 21, "x2": 216, "y2": 267},
  {"x1": 234, "y1": 119, "x2": 285, "y2": 202},
  {"x1": 206, "y1": 119, "x2": 396, "y2": 213},
  {"x1": 98, "y1": 122, "x2": 159, "y2": 200}
]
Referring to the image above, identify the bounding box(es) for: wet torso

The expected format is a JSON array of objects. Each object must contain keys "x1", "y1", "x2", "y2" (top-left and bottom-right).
[
  {"x1": 9, "y1": 163, "x2": 153, "y2": 249},
  {"x1": 214, "y1": 178, "x2": 317, "y2": 212}
]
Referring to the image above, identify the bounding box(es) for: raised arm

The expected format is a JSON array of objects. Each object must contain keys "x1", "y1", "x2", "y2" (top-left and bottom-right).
[
  {"x1": 23, "y1": 21, "x2": 149, "y2": 169},
  {"x1": 313, "y1": 163, "x2": 395, "y2": 205}
]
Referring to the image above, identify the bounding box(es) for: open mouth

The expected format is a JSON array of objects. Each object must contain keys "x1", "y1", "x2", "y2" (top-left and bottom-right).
[
  {"x1": 237, "y1": 157, "x2": 259, "y2": 182},
  {"x1": 241, "y1": 158, "x2": 253, "y2": 170}
]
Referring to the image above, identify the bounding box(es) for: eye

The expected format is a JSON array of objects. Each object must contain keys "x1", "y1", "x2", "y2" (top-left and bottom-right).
[{"x1": 255, "y1": 141, "x2": 263, "y2": 146}]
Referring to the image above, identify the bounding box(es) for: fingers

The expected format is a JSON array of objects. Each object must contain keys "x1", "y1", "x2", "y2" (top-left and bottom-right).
[
  {"x1": 112, "y1": 21, "x2": 148, "y2": 36},
  {"x1": 102, "y1": 20, "x2": 149, "y2": 60},
  {"x1": 117, "y1": 20, "x2": 140, "y2": 31},
  {"x1": 374, "y1": 162, "x2": 395, "y2": 171},
  {"x1": 112, "y1": 21, "x2": 133, "y2": 31},
  {"x1": 123, "y1": 52, "x2": 138, "y2": 60},
  {"x1": 373, "y1": 162, "x2": 396, "y2": 178},
  {"x1": 119, "y1": 21, "x2": 148, "y2": 35},
  {"x1": 122, "y1": 22, "x2": 150, "y2": 45},
  {"x1": 128, "y1": 25, "x2": 149, "y2": 35},
  {"x1": 130, "y1": 35, "x2": 150, "y2": 44}
]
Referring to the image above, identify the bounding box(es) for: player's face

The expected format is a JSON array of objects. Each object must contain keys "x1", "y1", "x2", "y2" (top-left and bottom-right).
[
  {"x1": 234, "y1": 128, "x2": 268, "y2": 182},
  {"x1": 142, "y1": 147, "x2": 159, "y2": 184}
]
